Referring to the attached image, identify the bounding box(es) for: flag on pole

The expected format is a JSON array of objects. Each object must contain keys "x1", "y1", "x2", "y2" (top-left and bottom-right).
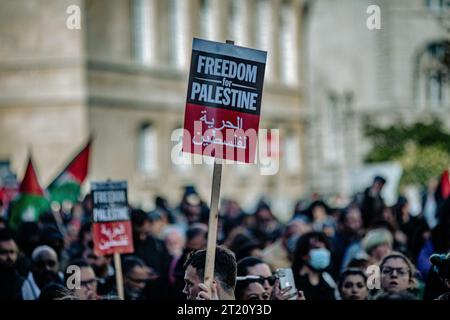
[
  {"x1": 47, "y1": 139, "x2": 91, "y2": 205},
  {"x1": 9, "y1": 156, "x2": 49, "y2": 230},
  {"x1": 440, "y1": 169, "x2": 450, "y2": 200}
]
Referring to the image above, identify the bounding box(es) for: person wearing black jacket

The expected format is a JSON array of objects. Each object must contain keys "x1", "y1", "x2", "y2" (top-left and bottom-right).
[
  {"x1": 168, "y1": 223, "x2": 207, "y2": 300},
  {"x1": 0, "y1": 229, "x2": 24, "y2": 300},
  {"x1": 360, "y1": 176, "x2": 387, "y2": 228},
  {"x1": 292, "y1": 231, "x2": 339, "y2": 300},
  {"x1": 130, "y1": 209, "x2": 171, "y2": 299}
]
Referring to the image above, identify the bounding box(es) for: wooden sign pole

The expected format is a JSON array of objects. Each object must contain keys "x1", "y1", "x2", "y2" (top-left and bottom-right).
[
  {"x1": 203, "y1": 39, "x2": 234, "y2": 296},
  {"x1": 114, "y1": 252, "x2": 125, "y2": 300},
  {"x1": 203, "y1": 158, "x2": 223, "y2": 293}
]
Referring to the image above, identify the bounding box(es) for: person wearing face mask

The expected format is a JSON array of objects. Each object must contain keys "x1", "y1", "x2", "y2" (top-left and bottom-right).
[
  {"x1": 292, "y1": 231, "x2": 339, "y2": 300},
  {"x1": 371, "y1": 251, "x2": 418, "y2": 300}
]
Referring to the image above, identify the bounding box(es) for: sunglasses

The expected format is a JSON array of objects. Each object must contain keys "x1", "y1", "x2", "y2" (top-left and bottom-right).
[{"x1": 236, "y1": 275, "x2": 277, "y2": 286}]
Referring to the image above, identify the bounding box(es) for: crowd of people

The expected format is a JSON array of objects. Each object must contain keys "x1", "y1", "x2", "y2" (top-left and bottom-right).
[{"x1": 0, "y1": 175, "x2": 450, "y2": 301}]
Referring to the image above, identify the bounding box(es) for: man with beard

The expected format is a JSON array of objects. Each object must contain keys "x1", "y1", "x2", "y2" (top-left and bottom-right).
[
  {"x1": 0, "y1": 229, "x2": 23, "y2": 299},
  {"x1": 22, "y1": 245, "x2": 63, "y2": 300}
]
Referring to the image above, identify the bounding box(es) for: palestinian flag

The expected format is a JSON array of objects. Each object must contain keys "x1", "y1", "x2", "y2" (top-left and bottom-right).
[
  {"x1": 9, "y1": 156, "x2": 49, "y2": 230},
  {"x1": 440, "y1": 169, "x2": 450, "y2": 200},
  {"x1": 47, "y1": 139, "x2": 91, "y2": 205}
]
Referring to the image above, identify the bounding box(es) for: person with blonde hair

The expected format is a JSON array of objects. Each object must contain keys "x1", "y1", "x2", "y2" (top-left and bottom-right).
[{"x1": 372, "y1": 251, "x2": 418, "y2": 299}]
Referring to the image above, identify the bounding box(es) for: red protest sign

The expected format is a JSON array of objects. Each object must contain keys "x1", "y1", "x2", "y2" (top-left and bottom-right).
[
  {"x1": 91, "y1": 181, "x2": 134, "y2": 256},
  {"x1": 182, "y1": 38, "x2": 267, "y2": 163}
]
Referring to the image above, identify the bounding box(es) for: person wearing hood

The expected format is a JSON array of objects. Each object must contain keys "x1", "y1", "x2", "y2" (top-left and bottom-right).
[{"x1": 292, "y1": 231, "x2": 339, "y2": 300}]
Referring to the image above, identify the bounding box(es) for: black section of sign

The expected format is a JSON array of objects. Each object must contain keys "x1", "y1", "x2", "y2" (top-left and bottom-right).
[
  {"x1": 186, "y1": 50, "x2": 266, "y2": 116},
  {"x1": 92, "y1": 184, "x2": 129, "y2": 223}
]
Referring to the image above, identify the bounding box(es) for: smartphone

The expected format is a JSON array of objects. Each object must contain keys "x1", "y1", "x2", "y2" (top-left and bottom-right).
[{"x1": 276, "y1": 268, "x2": 298, "y2": 300}]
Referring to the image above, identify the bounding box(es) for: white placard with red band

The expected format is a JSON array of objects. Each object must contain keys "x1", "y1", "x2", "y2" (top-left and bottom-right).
[
  {"x1": 182, "y1": 38, "x2": 267, "y2": 163},
  {"x1": 91, "y1": 180, "x2": 134, "y2": 256}
]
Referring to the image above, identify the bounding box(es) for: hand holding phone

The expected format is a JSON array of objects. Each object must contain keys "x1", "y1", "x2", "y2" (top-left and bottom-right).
[{"x1": 275, "y1": 268, "x2": 298, "y2": 300}]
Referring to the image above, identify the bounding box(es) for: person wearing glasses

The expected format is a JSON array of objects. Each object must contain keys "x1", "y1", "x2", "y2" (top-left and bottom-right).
[
  {"x1": 22, "y1": 245, "x2": 63, "y2": 300},
  {"x1": 82, "y1": 243, "x2": 115, "y2": 296},
  {"x1": 235, "y1": 275, "x2": 271, "y2": 300},
  {"x1": 237, "y1": 257, "x2": 276, "y2": 296},
  {"x1": 66, "y1": 259, "x2": 99, "y2": 300},
  {"x1": 374, "y1": 251, "x2": 417, "y2": 298},
  {"x1": 237, "y1": 256, "x2": 304, "y2": 300}
]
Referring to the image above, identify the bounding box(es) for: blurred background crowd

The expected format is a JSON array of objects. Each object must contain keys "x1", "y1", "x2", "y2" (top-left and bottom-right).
[{"x1": 1, "y1": 172, "x2": 450, "y2": 300}]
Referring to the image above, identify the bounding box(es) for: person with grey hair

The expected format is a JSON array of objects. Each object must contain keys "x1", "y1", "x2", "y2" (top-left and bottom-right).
[{"x1": 21, "y1": 245, "x2": 63, "y2": 300}]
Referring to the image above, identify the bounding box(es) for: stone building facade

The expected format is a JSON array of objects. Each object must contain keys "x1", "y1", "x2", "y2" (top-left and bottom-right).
[
  {"x1": 305, "y1": 0, "x2": 450, "y2": 200},
  {"x1": 0, "y1": 0, "x2": 307, "y2": 219}
]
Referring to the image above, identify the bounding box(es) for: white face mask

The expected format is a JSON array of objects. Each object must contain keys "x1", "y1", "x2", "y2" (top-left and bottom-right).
[{"x1": 308, "y1": 248, "x2": 331, "y2": 271}]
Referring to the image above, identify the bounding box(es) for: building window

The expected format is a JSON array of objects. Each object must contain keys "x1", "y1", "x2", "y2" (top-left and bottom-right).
[
  {"x1": 416, "y1": 41, "x2": 450, "y2": 109},
  {"x1": 132, "y1": 0, "x2": 155, "y2": 64},
  {"x1": 199, "y1": 0, "x2": 214, "y2": 40},
  {"x1": 426, "y1": 0, "x2": 449, "y2": 15},
  {"x1": 170, "y1": 0, "x2": 188, "y2": 68},
  {"x1": 284, "y1": 130, "x2": 301, "y2": 174},
  {"x1": 228, "y1": 0, "x2": 246, "y2": 45},
  {"x1": 323, "y1": 93, "x2": 339, "y2": 163},
  {"x1": 279, "y1": 1, "x2": 298, "y2": 84},
  {"x1": 138, "y1": 123, "x2": 158, "y2": 175},
  {"x1": 255, "y1": 0, "x2": 272, "y2": 78}
]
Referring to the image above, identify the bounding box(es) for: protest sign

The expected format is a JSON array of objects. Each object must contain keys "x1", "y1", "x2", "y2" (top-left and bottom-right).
[
  {"x1": 91, "y1": 180, "x2": 133, "y2": 300},
  {"x1": 183, "y1": 38, "x2": 267, "y2": 163}
]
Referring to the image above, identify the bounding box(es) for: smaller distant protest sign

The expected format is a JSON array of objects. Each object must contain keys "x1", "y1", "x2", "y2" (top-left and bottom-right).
[{"x1": 91, "y1": 180, "x2": 134, "y2": 256}]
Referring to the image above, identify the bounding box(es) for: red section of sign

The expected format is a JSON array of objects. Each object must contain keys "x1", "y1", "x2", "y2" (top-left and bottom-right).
[
  {"x1": 93, "y1": 221, "x2": 134, "y2": 256},
  {"x1": 182, "y1": 103, "x2": 260, "y2": 163}
]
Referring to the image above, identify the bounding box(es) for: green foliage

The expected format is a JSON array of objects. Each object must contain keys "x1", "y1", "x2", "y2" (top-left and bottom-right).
[{"x1": 364, "y1": 118, "x2": 450, "y2": 186}]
